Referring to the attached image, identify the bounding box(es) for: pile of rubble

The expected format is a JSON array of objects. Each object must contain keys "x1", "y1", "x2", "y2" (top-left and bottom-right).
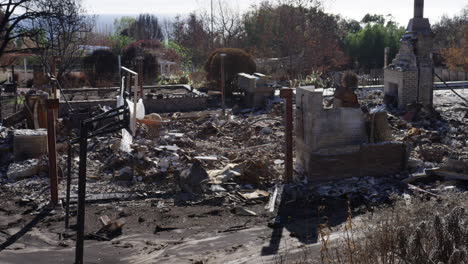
[
  {"x1": 0, "y1": 108, "x2": 287, "y2": 210},
  {"x1": 0, "y1": 89, "x2": 466, "y2": 214}
]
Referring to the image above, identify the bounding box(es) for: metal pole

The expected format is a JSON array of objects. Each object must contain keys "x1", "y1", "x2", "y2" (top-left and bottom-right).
[
  {"x1": 24, "y1": 58, "x2": 27, "y2": 76},
  {"x1": 12, "y1": 65, "x2": 17, "y2": 113},
  {"x1": 65, "y1": 143, "x2": 72, "y2": 229},
  {"x1": 280, "y1": 88, "x2": 293, "y2": 183},
  {"x1": 118, "y1": 55, "x2": 122, "y2": 81},
  {"x1": 46, "y1": 99, "x2": 59, "y2": 205},
  {"x1": 384, "y1": 47, "x2": 390, "y2": 68},
  {"x1": 51, "y1": 57, "x2": 58, "y2": 99},
  {"x1": 220, "y1": 54, "x2": 226, "y2": 115},
  {"x1": 138, "y1": 58, "x2": 143, "y2": 99},
  {"x1": 211, "y1": 0, "x2": 214, "y2": 48},
  {"x1": 75, "y1": 122, "x2": 88, "y2": 264}
]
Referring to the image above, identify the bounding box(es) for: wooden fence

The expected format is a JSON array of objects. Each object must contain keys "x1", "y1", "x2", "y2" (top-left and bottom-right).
[{"x1": 435, "y1": 68, "x2": 468, "y2": 82}]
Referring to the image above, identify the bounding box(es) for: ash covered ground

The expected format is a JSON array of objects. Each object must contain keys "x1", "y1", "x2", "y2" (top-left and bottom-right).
[{"x1": 0, "y1": 89, "x2": 466, "y2": 264}]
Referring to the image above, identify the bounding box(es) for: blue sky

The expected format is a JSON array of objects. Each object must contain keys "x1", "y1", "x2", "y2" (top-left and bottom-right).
[{"x1": 84, "y1": 0, "x2": 466, "y2": 26}]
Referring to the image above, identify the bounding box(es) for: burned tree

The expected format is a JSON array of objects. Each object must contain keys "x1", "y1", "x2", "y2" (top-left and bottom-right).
[
  {"x1": 28, "y1": 0, "x2": 93, "y2": 84},
  {"x1": 0, "y1": 0, "x2": 49, "y2": 63},
  {"x1": 123, "y1": 14, "x2": 164, "y2": 41},
  {"x1": 83, "y1": 49, "x2": 118, "y2": 87},
  {"x1": 122, "y1": 40, "x2": 161, "y2": 84}
]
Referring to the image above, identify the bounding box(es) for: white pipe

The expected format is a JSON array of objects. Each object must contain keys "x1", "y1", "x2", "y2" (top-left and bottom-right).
[
  {"x1": 121, "y1": 66, "x2": 137, "y2": 75},
  {"x1": 120, "y1": 76, "x2": 125, "y2": 98},
  {"x1": 119, "y1": 66, "x2": 139, "y2": 136},
  {"x1": 133, "y1": 74, "x2": 138, "y2": 137}
]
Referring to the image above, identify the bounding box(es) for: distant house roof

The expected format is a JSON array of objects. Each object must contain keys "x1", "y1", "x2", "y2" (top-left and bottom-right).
[
  {"x1": 158, "y1": 58, "x2": 176, "y2": 65},
  {"x1": 79, "y1": 45, "x2": 110, "y2": 54}
]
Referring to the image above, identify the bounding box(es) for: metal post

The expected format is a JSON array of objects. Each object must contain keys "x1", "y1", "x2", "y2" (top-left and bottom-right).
[
  {"x1": 24, "y1": 58, "x2": 27, "y2": 77},
  {"x1": 11, "y1": 65, "x2": 17, "y2": 113},
  {"x1": 118, "y1": 55, "x2": 122, "y2": 80},
  {"x1": 138, "y1": 57, "x2": 144, "y2": 99},
  {"x1": 65, "y1": 143, "x2": 72, "y2": 229},
  {"x1": 211, "y1": 0, "x2": 214, "y2": 48},
  {"x1": 46, "y1": 99, "x2": 59, "y2": 205},
  {"x1": 384, "y1": 47, "x2": 390, "y2": 68},
  {"x1": 75, "y1": 122, "x2": 88, "y2": 264},
  {"x1": 280, "y1": 88, "x2": 293, "y2": 183},
  {"x1": 220, "y1": 53, "x2": 227, "y2": 115},
  {"x1": 51, "y1": 57, "x2": 58, "y2": 99}
]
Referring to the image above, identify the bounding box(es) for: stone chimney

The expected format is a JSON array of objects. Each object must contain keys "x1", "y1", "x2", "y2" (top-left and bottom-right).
[
  {"x1": 383, "y1": 0, "x2": 434, "y2": 107},
  {"x1": 414, "y1": 0, "x2": 424, "y2": 18}
]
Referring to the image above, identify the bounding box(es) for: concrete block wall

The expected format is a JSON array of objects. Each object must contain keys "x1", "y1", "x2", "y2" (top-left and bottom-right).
[
  {"x1": 59, "y1": 96, "x2": 208, "y2": 116},
  {"x1": 305, "y1": 142, "x2": 407, "y2": 181},
  {"x1": 296, "y1": 86, "x2": 407, "y2": 181},
  {"x1": 296, "y1": 86, "x2": 367, "y2": 153}
]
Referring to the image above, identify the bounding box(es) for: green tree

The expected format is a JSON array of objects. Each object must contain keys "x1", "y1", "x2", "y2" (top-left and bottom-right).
[
  {"x1": 113, "y1": 16, "x2": 135, "y2": 35},
  {"x1": 170, "y1": 13, "x2": 210, "y2": 70},
  {"x1": 109, "y1": 34, "x2": 134, "y2": 55},
  {"x1": 164, "y1": 40, "x2": 192, "y2": 70},
  {"x1": 361, "y1": 14, "x2": 385, "y2": 25},
  {"x1": 343, "y1": 16, "x2": 404, "y2": 69}
]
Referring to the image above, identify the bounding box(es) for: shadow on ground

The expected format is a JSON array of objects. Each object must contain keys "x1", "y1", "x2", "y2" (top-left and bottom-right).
[
  {"x1": 0, "y1": 207, "x2": 52, "y2": 252},
  {"x1": 261, "y1": 187, "x2": 391, "y2": 256}
]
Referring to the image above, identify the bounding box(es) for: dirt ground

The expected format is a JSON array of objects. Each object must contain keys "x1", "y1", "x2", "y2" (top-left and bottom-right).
[{"x1": 0, "y1": 184, "x2": 357, "y2": 264}]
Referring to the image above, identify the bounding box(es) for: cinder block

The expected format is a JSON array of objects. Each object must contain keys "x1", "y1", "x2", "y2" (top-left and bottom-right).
[{"x1": 14, "y1": 129, "x2": 48, "y2": 161}]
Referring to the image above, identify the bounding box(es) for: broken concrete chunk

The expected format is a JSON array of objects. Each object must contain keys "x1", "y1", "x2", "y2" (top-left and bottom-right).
[
  {"x1": 13, "y1": 129, "x2": 48, "y2": 161},
  {"x1": 208, "y1": 163, "x2": 243, "y2": 184},
  {"x1": 194, "y1": 156, "x2": 218, "y2": 161},
  {"x1": 7, "y1": 159, "x2": 47, "y2": 181},
  {"x1": 210, "y1": 185, "x2": 227, "y2": 192},
  {"x1": 274, "y1": 159, "x2": 284, "y2": 165},
  {"x1": 135, "y1": 145, "x2": 149, "y2": 159},
  {"x1": 167, "y1": 132, "x2": 184, "y2": 138},
  {"x1": 115, "y1": 166, "x2": 133, "y2": 181},
  {"x1": 233, "y1": 207, "x2": 257, "y2": 216},
  {"x1": 96, "y1": 217, "x2": 126, "y2": 240},
  {"x1": 99, "y1": 215, "x2": 112, "y2": 227},
  {"x1": 260, "y1": 127, "x2": 273, "y2": 135},
  {"x1": 159, "y1": 158, "x2": 170, "y2": 172},
  {"x1": 160, "y1": 145, "x2": 180, "y2": 152},
  {"x1": 238, "y1": 190, "x2": 270, "y2": 200},
  {"x1": 179, "y1": 162, "x2": 208, "y2": 193}
]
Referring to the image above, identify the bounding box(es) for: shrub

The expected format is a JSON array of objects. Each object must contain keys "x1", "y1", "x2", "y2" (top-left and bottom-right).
[
  {"x1": 320, "y1": 194, "x2": 468, "y2": 264},
  {"x1": 342, "y1": 71, "x2": 358, "y2": 88},
  {"x1": 204, "y1": 48, "x2": 256, "y2": 95},
  {"x1": 300, "y1": 71, "x2": 331, "y2": 88}
]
